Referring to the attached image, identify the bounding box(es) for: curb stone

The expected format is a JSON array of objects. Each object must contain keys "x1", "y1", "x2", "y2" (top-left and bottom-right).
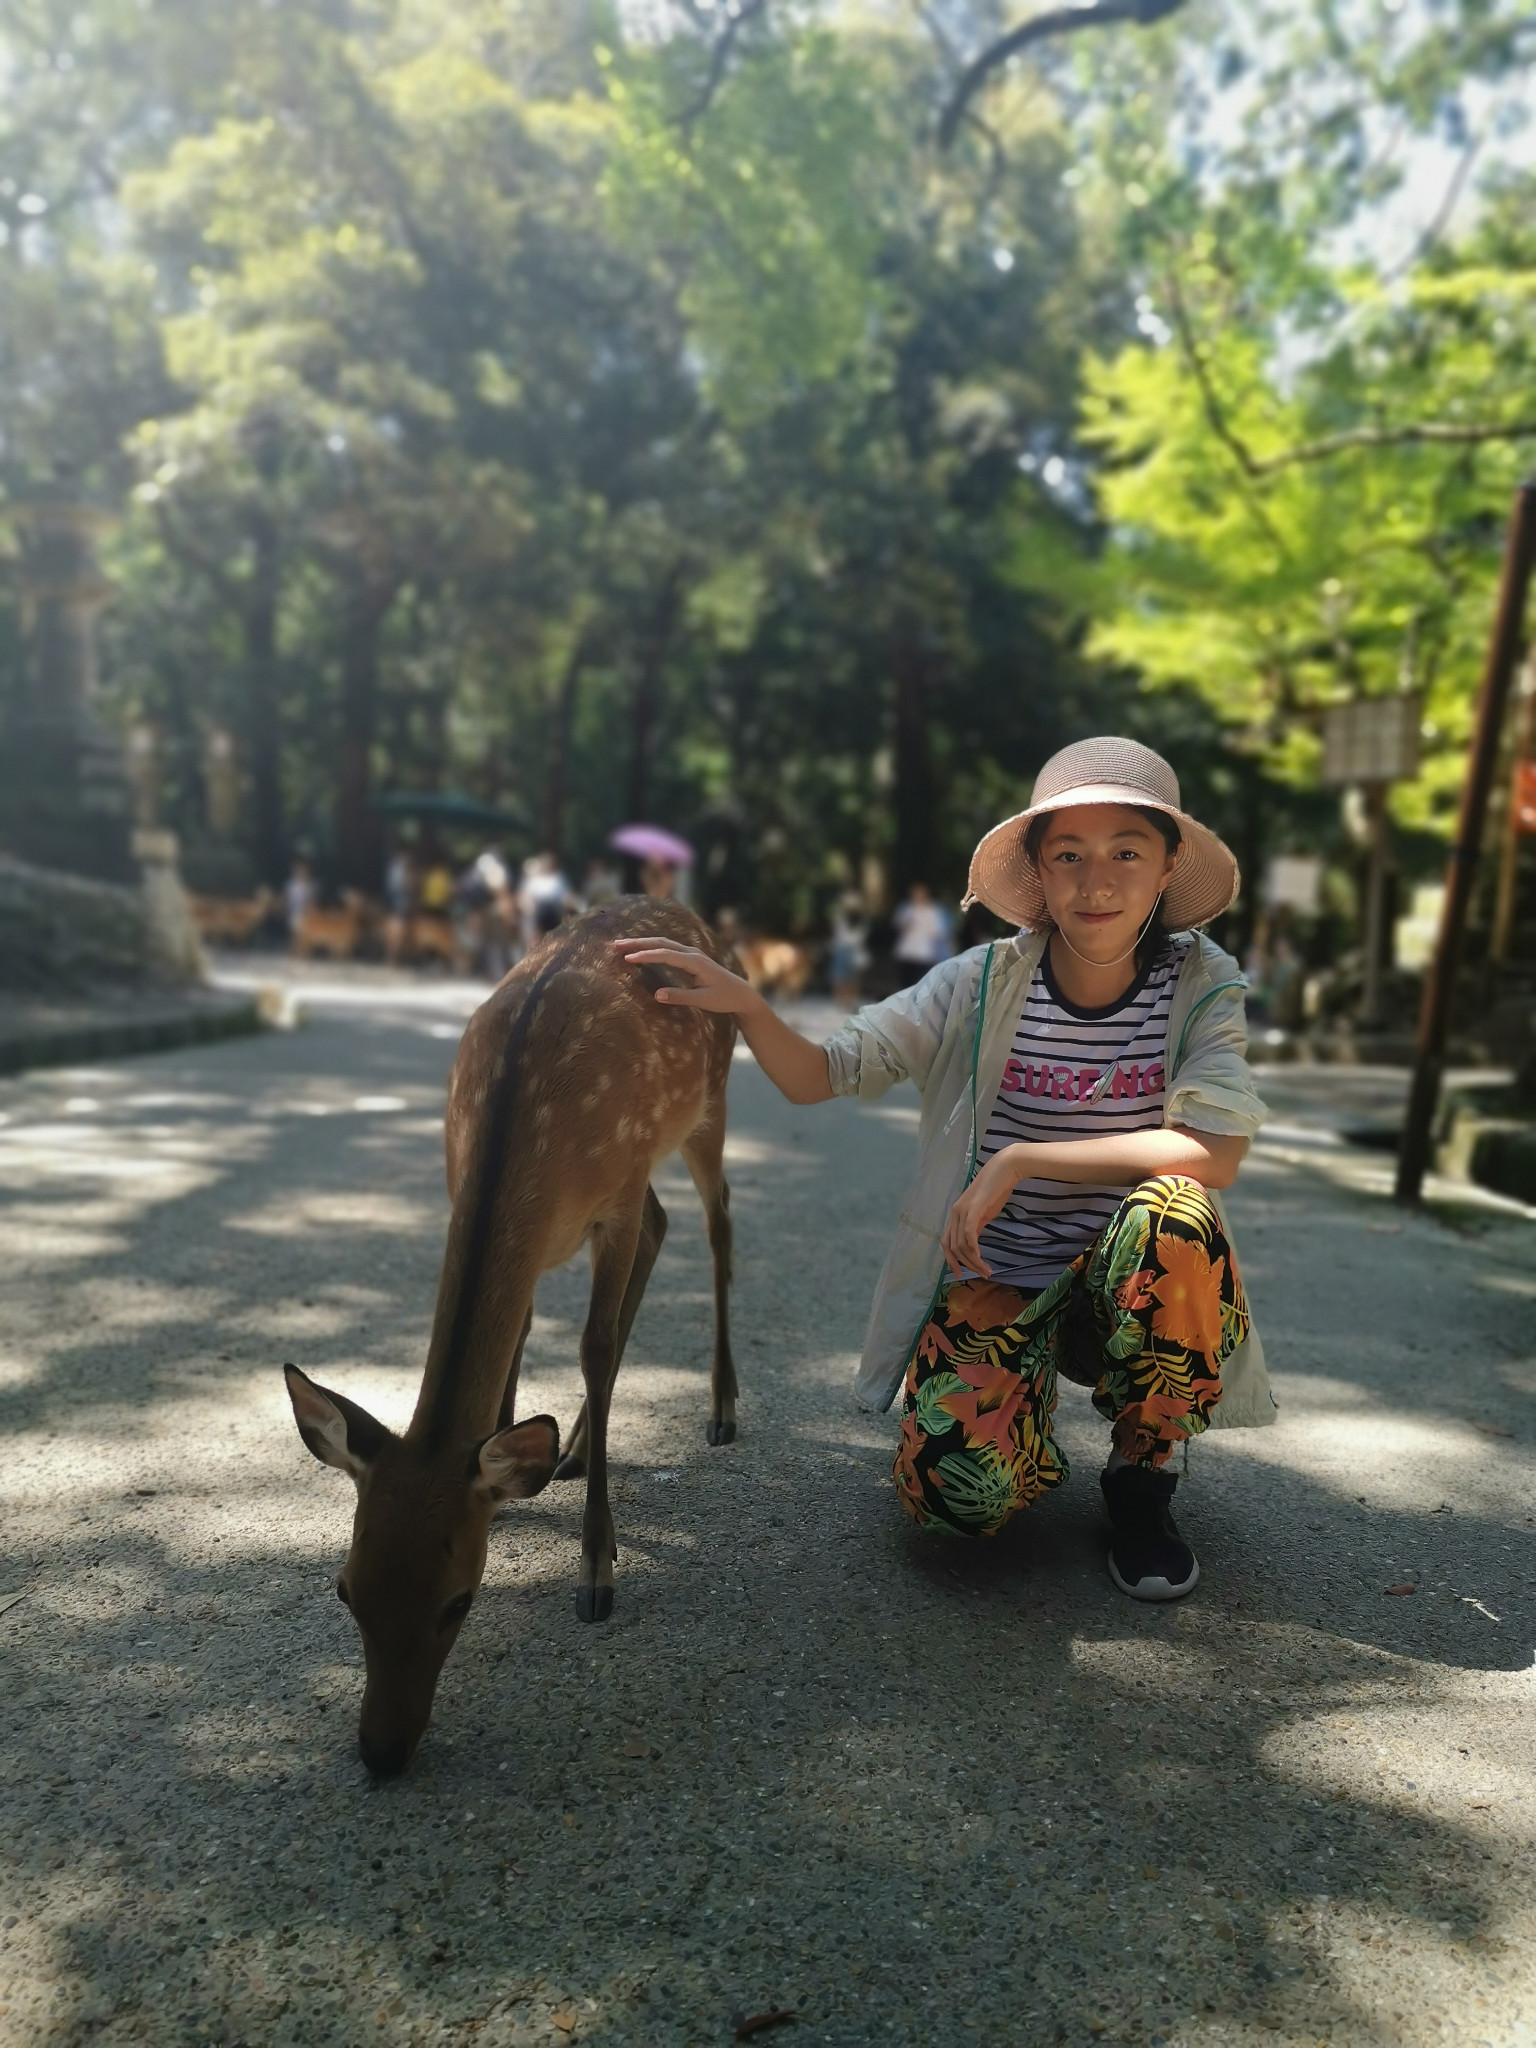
[{"x1": 0, "y1": 988, "x2": 265, "y2": 1076}]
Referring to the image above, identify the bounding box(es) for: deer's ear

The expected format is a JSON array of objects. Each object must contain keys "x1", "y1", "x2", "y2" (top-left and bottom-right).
[
  {"x1": 284, "y1": 1364, "x2": 392, "y2": 1481},
  {"x1": 473, "y1": 1414, "x2": 560, "y2": 1504}
]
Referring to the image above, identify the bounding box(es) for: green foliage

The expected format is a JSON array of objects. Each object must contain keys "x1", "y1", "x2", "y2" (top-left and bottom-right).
[
  {"x1": 7, "y1": 0, "x2": 1530, "y2": 931},
  {"x1": 602, "y1": 25, "x2": 889, "y2": 420},
  {"x1": 1047, "y1": 0, "x2": 1536, "y2": 839}
]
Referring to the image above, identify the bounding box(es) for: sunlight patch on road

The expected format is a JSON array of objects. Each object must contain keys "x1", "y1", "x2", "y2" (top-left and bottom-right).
[
  {"x1": 0, "y1": 1347, "x2": 40, "y2": 1389},
  {"x1": 1284, "y1": 1898, "x2": 1536, "y2": 2045},
  {"x1": 122, "y1": 1091, "x2": 242, "y2": 1112},
  {"x1": 225, "y1": 1191, "x2": 438, "y2": 1237},
  {"x1": 722, "y1": 1133, "x2": 802, "y2": 1166},
  {"x1": 1261, "y1": 1695, "x2": 1536, "y2": 1835},
  {"x1": 0, "y1": 1214, "x2": 130, "y2": 1262},
  {"x1": 1199, "y1": 1399, "x2": 1533, "y2": 1524},
  {"x1": 868, "y1": 1103, "x2": 920, "y2": 1129},
  {"x1": 1476, "y1": 1271, "x2": 1536, "y2": 1299},
  {"x1": 0, "y1": 1131, "x2": 226, "y2": 1184}
]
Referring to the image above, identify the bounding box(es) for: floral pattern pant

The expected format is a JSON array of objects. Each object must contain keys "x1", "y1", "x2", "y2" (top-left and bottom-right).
[{"x1": 894, "y1": 1174, "x2": 1249, "y2": 1538}]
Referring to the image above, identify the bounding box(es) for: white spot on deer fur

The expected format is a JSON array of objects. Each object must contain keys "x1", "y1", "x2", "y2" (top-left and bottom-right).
[
  {"x1": 582, "y1": 1091, "x2": 600, "y2": 1111},
  {"x1": 616, "y1": 1116, "x2": 633, "y2": 1141}
]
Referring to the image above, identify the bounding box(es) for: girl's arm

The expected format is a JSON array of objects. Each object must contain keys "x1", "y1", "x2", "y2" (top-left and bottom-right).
[
  {"x1": 942, "y1": 1128, "x2": 1248, "y2": 1279},
  {"x1": 614, "y1": 939, "x2": 833, "y2": 1105}
]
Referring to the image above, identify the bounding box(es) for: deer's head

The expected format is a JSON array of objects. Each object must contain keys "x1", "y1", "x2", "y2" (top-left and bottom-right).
[{"x1": 284, "y1": 1364, "x2": 559, "y2": 1778}]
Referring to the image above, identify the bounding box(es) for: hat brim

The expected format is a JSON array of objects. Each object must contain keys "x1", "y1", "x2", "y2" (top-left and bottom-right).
[{"x1": 965, "y1": 782, "x2": 1240, "y2": 932}]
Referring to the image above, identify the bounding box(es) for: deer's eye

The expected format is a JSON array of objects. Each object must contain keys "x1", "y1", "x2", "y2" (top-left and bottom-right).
[
  {"x1": 335, "y1": 1577, "x2": 351, "y2": 1607},
  {"x1": 438, "y1": 1591, "x2": 473, "y2": 1633}
]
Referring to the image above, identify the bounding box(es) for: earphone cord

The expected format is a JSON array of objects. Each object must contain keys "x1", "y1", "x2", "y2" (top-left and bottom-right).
[{"x1": 1050, "y1": 894, "x2": 1164, "y2": 971}]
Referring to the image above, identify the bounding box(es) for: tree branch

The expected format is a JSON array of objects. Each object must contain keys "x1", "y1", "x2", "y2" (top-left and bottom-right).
[
  {"x1": 674, "y1": 0, "x2": 770, "y2": 136},
  {"x1": 938, "y1": 0, "x2": 1187, "y2": 149},
  {"x1": 1247, "y1": 417, "x2": 1536, "y2": 474},
  {"x1": 1378, "y1": 134, "x2": 1482, "y2": 287},
  {"x1": 1159, "y1": 269, "x2": 1287, "y2": 555},
  {"x1": 1161, "y1": 269, "x2": 1536, "y2": 481}
]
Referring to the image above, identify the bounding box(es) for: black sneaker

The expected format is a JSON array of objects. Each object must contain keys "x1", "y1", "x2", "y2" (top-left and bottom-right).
[{"x1": 1101, "y1": 1463, "x2": 1199, "y2": 1601}]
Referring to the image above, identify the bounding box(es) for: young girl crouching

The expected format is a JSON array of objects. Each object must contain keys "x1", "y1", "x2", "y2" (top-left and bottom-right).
[{"x1": 617, "y1": 737, "x2": 1272, "y2": 1600}]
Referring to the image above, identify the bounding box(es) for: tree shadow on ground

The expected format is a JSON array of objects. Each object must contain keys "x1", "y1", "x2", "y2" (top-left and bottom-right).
[{"x1": 1, "y1": 1014, "x2": 1533, "y2": 2045}]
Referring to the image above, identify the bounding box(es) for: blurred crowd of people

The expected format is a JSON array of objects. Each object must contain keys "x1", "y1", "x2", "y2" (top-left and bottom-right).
[
  {"x1": 276, "y1": 843, "x2": 968, "y2": 1012},
  {"x1": 282, "y1": 845, "x2": 671, "y2": 977}
]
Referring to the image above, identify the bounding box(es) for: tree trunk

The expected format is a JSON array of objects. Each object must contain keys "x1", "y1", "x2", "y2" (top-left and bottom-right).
[
  {"x1": 335, "y1": 578, "x2": 395, "y2": 890},
  {"x1": 245, "y1": 503, "x2": 284, "y2": 885},
  {"x1": 543, "y1": 630, "x2": 590, "y2": 861},
  {"x1": 626, "y1": 565, "x2": 685, "y2": 823},
  {"x1": 892, "y1": 621, "x2": 937, "y2": 896}
]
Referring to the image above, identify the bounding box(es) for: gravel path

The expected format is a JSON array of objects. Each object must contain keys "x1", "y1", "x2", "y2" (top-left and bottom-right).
[{"x1": 1, "y1": 977, "x2": 1533, "y2": 2047}]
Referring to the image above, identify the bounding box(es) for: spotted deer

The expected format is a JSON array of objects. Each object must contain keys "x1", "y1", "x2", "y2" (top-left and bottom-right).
[{"x1": 284, "y1": 897, "x2": 739, "y2": 1776}]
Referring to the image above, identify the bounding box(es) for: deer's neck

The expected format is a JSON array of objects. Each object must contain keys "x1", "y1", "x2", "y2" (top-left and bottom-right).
[{"x1": 407, "y1": 1240, "x2": 540, "y2": 1448}]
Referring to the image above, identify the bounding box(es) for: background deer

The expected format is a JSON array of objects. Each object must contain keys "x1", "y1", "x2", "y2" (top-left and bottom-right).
[{"x1": 284, "y1": 897, "x2": 740, "y2": 1777}]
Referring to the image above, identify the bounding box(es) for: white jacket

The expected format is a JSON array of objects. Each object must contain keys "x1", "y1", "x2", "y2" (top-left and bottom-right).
[{"x1": 823, "y1": 930, "x2": 1275, "y2": 1426}]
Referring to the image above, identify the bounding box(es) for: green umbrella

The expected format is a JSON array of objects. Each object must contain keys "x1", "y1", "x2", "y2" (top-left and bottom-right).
[{"x1": 372, "y1": 789, "x2": 527, "y2": 832}]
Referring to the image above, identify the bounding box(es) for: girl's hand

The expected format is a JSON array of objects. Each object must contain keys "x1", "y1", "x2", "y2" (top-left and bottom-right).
[
  {"x1": 613, "y1": 938, "x2": 759, "y2": 1015},
  {"x1": 941, "y1": 1149, "x2": 1025, "y2": 1279}
]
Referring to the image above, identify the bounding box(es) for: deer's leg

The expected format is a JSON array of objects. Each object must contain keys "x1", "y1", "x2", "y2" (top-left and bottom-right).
[
  {"x1": 494, "y1": 1303, "x2": 534, "y2": 1433},
  {"x1": 682, "y1": 1121, "x2": 736, "y2": 1447},
  {"x1": 575, "y1": 1188, "x2": 662, "y2": 1623},
  {"x1": 554, "y1": 1399, "x2": 589, "y2": 1482},
  {"x1": 556, "y1": 1186, "x2": 668, "y2": 1484}
]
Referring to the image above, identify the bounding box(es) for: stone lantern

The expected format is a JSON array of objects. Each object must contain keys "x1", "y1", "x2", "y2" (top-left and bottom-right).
[{"x1": 0, "y1": 475, "x2": 137, "y2": 884}]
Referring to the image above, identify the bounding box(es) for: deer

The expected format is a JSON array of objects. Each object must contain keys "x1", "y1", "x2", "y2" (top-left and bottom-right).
[{"x1": 283, "y1": 896, "x2": 740, "y2": 1777}]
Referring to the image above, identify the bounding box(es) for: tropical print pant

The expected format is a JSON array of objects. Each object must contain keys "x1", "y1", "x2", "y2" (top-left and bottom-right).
[{"x1": 894, "y1": 1174, "x2": 1249, "y2": 1538}]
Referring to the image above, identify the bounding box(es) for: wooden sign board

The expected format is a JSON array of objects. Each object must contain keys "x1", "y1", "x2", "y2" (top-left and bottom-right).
[
  {"x1": 1321, "y1": 695, "x2": 1422, "y2": 787},
  {"x1": 1263, "y1": 854, "x2": 1323, "y2": 914}
]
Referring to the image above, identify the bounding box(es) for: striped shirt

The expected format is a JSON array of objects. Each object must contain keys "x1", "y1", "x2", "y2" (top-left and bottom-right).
[{"x1": 973, "y1": 938, "x2": 1189, "y2": 1288}]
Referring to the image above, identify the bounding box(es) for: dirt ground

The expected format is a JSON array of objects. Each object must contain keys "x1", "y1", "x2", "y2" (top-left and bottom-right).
[{"x1": 1, "y1": 968, "x2": 1532, "y2": 2048}]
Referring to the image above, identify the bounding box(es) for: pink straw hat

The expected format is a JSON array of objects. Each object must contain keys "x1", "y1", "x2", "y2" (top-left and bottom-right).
[{"x1": 964, "y1": 735, "x2": 1240, "y2": 933}]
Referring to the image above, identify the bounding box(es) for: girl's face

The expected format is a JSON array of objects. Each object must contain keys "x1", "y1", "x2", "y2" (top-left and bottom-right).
[{"x1": 1032, "y1": 804, "x2": 1180, "y2": 962}]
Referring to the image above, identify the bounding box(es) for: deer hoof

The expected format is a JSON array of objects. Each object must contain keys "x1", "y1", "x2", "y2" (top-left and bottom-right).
[
  {"x1": 574, "y1": 1583, "x2": 613, "y2": 1624},
  {"x1": 553, "y1": 1452, "x2": 587, "y2": 1482},
  {"x1": 705, "y1": 1418, "x2": 736, "y2": 1447}
]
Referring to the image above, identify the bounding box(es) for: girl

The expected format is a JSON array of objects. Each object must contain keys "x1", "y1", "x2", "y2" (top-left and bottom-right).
[{"x1": 617, "y1": 737, "x2": 1272, "y2": 1601}]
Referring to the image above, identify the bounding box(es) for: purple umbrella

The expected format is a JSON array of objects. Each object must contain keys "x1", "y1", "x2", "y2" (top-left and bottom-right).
[{"x1": 608, "y1": 823, "x2": 695, "y2": 867}]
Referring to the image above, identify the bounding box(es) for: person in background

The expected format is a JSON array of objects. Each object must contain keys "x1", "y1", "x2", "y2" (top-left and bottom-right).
[
  {"x1": 457, "y1": 845, "x2": 514, "y2": 979},
  {"x1": 828, "y1": 891, "x2": 870, "y2": 1011},
  {"x1": 582, "y1": 855, "x2": 622, "y2": 908},
  {"x1": 383, "y1": 846, "x2": 417, "y2": 965},
  {"x1": 419, "y1": 854, "x2": 455, "y2": 918},
  {"x1": 640, "y1": 856, "x2": 679, "y2": 901},
  {"x1": 284, "y1": 858, "x2": 315, "y2": 950},
  {"x1": 892, "y1": 881, "x2": 953, "y2": 986},
  {"x1": 385, "y1": 847, "x2": 416, "y2": 917},
  {"x1": 519, "y1": 852, "x2": 571, "y2": 948}
]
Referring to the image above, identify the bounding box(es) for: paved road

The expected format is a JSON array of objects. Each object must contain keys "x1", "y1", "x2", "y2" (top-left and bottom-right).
[{"x1": 1, "y1": 976, "x2": 1533, "y2": 2048}]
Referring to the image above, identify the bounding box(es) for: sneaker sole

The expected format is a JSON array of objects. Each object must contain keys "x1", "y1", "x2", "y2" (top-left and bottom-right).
[{"x1": 1107, "y1": 1553, "x2": 1200, "y2": 1602}]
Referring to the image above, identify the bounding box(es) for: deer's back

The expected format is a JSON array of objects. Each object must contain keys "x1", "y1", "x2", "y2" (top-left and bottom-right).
[{"x1": 445, "y1": 899, "x2": 738, "y2": 1223}]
